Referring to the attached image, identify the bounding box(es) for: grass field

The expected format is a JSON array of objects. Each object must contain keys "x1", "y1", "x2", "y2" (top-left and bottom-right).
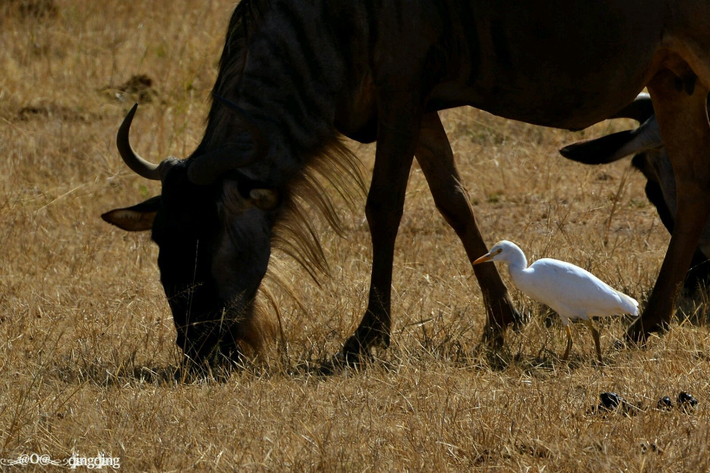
[{"x1": 1, "y1": 1, "x2": 709, "y2": 471}]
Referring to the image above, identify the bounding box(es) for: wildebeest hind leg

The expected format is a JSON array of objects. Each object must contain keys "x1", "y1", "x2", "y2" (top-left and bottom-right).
[
  {"x1": 627, "y1": 69, "x2": 710, "y2": 342},
  {"x1": 415, "y1": 112, "x2": 519, "y2": 347}
]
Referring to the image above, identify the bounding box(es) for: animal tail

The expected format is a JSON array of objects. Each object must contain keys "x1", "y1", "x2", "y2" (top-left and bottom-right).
[{"x1": 616, "y1": 291, "x2": 640, "y2": 316}]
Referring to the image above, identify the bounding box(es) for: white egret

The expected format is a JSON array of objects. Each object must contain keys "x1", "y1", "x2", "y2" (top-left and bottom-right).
[{"x1": 473, "y1": 240, "x2": 639, "y2": 362}]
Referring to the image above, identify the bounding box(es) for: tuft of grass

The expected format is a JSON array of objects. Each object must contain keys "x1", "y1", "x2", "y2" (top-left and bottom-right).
[{"x1": 1, "y1": 1, "x2": 709, "y2": 470}]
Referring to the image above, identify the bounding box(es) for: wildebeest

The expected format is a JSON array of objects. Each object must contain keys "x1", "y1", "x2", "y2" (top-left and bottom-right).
[
  {"x1": 560, "y1": 94, "x2": 710, "y2": 293},
  {"x1": 102, "y1": 0, "x2": 710, "y2": 367}
]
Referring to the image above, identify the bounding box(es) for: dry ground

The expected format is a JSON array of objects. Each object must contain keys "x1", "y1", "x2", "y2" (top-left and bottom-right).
[{"x1": 1, "y1": 1, "x2": 709, "y2": 471}]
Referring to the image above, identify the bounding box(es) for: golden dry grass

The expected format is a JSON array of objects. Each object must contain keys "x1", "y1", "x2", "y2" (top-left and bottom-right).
[{"x1": 1, "y1": 1, "x2": 709, "y2": 471}]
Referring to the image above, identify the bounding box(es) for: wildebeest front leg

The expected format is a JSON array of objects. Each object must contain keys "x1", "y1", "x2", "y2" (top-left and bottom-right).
[
  {"x1": 415, "y1": 112, "x2": 518, "y2": 346},
  {"x1": 627, "y1": 70, "x2": 710, "y2": 342},
  {"x1": 341, "y1": 92, "x2": 421, "y2": 364}
]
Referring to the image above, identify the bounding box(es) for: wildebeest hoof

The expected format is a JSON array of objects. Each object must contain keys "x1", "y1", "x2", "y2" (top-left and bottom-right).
[
  {"x1": 331, "y1": 337, "x2": 373, "y2": 372},
  {"x1": 305, "y1": 351, "x2": 363, "y2": 377},
  {"x1": 677, "y1": 392, "x2": 698, "y2": 413},
  {"x1": 481, "y1": 325, "x2": 506, "y2": 350},
  {"x1": 656, "y1": 396, "x2": 673, "y2": 410},
  {"x1": 314, "y1": 354, "x2": 345, "y2": 376},
  {"x1": 342, "y1": 333, "x2": 378, "y2": 363}
]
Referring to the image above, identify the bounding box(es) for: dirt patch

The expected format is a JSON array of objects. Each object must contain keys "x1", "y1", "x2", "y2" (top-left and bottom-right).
[
  {"x1": 1, "y1": 0, "x2": 58, "y2": 20},
  {"x1": 100, "y1": 74, "x2": 158, "y2": 103},
  {"x1": 17, "y1": 102, "x2": 97, "y2": 122}
]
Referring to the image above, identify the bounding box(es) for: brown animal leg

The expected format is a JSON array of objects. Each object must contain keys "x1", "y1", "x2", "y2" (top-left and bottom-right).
[
  {"x1": 341, "y1": 92, "x2": 422, "y2": 363},
  {"x1": 627, "y1": 70, "x2": 710, "y2": 342},
  {"x1": 415, "y1": 112, "x2": 519, "y2": 346}
]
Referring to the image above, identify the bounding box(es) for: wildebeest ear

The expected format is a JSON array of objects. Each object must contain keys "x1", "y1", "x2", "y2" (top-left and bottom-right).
[
  {"x1": 248, "y1": 188, "x2": 280, "y2": 210},
  {"x1": 101, "y1": 196, "x2": 161, "y2": 231}
]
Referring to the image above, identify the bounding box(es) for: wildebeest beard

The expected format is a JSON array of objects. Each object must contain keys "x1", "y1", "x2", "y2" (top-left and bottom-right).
[{"x1": 165, "y1": 276, "x2": 257, "y2": 367}]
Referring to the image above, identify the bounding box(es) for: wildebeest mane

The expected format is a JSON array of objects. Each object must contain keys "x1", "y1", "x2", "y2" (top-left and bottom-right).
[
  {"x1": 272, "y1": 140, "x2": 366, "y2": 282},
  {"x1": 210, "y1": 0, "x2": 269, "y2": 102},
  {"x1": 204, "y1": 0, "x2": 366, "y2": 308}
]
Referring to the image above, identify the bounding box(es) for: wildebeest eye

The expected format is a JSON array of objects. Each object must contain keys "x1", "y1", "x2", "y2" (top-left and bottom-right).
[
  {"x1": 247, "y1": 188, "x2": 280, "y2": 210},
  {"x1": 222, "y1": 174, "x2": 281, "y2": 212}
]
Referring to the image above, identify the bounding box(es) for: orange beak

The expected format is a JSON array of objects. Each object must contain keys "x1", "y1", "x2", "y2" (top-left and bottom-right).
[{"x1": 472, "y1": 252, "x2": 494, "y2": 266}]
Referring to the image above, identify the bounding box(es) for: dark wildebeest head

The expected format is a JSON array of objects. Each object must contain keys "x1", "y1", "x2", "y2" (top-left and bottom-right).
[
  {"x1": 560, "y1": 94, "x2": 710, "y2": 292},
  {"x1": 102, "y1": 101, "x2": 282, "y2": 368},
  {"x1": 100, "y1": 0, "x2": 362, "y2": 369}
]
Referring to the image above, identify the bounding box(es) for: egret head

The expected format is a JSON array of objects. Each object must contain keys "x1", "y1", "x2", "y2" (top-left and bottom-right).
[{"x1": 472, "y1": 240, "x2": 523, "y2": 266}]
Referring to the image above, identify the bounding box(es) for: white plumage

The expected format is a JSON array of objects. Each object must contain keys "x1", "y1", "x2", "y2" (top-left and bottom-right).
[{"x1": 473, "y1": 240, "x2": 639, "y2": 362}]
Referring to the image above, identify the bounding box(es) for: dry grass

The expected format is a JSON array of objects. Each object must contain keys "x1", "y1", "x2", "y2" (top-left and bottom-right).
[{"x1": 1, "y1": 1, "x2": 709, "y2": 471}]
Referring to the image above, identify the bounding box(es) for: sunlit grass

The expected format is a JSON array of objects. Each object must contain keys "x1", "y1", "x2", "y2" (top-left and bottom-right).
[{"x1": 0, "y1": 1, "x2": 708, "y2": 470}]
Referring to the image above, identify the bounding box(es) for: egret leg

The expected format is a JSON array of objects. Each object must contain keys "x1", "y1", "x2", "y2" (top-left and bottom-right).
[
  {"x1": 583, "y1": 319, "x2": 603, "y2": 363},
  {"x1": 562, "y1": 325, "x2": 573, "y2": 360}
]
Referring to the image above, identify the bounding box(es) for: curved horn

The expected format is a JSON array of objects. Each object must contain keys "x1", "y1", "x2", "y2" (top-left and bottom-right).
[
  {"x1": 187, "y1": 95, "x2": 270, "y2": 185},
  {"x1": 117, "y1": 104, "x2": 162, "y2": 181},
  {"x1": 560, "y1": 114, "x2": 662, "y2": 164},
  {"x1": 610, "y1": 93, "x2": 654, "y2": 123}
]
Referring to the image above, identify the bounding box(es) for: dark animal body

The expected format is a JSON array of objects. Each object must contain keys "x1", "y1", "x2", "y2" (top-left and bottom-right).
[
  {"x1": 561, "y1": 94, "x2": 710, "y2": 293},
  {"x1": 103, "y1": 0, "x2": 710, "y2": 367}
]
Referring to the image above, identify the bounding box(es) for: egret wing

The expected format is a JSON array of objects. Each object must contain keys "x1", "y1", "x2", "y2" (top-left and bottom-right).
[{"x1": 515, "y1": 258, "x2": 636, "y2": 318}]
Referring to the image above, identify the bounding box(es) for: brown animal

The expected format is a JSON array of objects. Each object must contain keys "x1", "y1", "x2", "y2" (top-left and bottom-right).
[
  {"x1": 561, "y1": 94, "x2": 710, "y2": 294},
  {"x1": 103, "y1": 0, "x2": 710, "y2": 367}
]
